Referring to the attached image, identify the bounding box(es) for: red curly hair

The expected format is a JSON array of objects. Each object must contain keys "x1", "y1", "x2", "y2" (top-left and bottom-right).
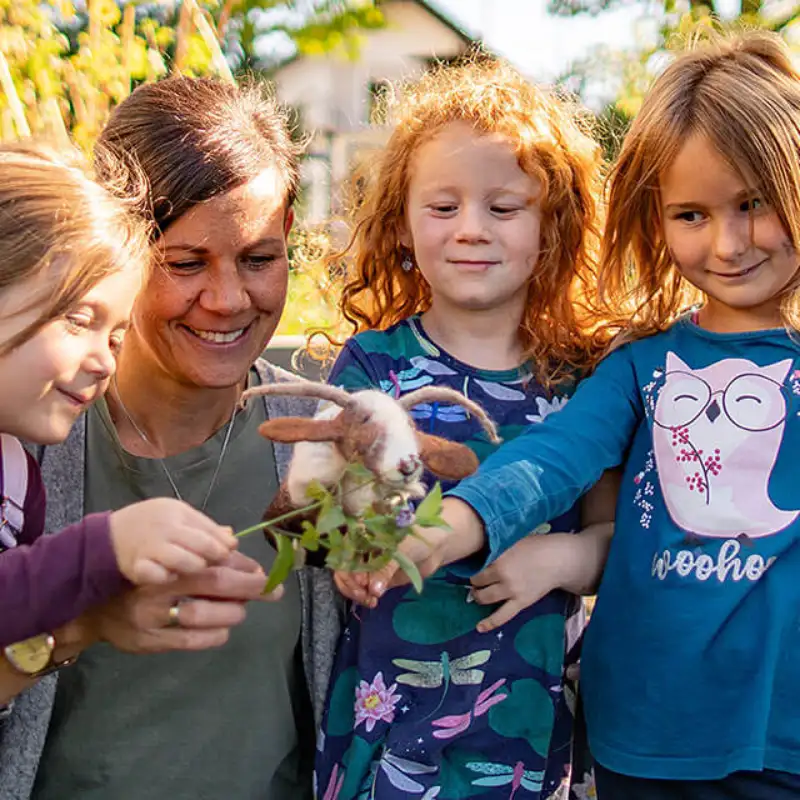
[{"x1": 326, "y1": 58, "x2": 607, "y2": 386}]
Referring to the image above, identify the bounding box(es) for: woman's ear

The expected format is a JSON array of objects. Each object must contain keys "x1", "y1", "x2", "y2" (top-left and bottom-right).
[{"x1": 284, "y1": 206, "x2": 295, "y2": 238}]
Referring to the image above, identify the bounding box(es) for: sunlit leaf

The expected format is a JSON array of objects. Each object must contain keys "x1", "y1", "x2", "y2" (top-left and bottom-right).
[{"x1": 263, "y1": 531, "x2": 295, "y2": 593}]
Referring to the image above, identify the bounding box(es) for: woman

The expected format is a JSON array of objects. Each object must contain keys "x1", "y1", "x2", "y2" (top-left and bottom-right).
[{"x1": 0, "y1": 77, "x2": 341, "y2": 800}]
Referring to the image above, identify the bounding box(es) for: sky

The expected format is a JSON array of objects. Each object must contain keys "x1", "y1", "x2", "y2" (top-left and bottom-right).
[{"x1": 431, "y1": 0, "x2": 655, "y2": 82}]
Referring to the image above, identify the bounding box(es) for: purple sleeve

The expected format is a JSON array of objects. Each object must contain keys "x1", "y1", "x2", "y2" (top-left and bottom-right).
[
  {"x1": 16, "y1": 450, "x2": 45, "y2": 547},
  {"x1": 0, "y1": 512, "x2": 130, "y2": 647}
]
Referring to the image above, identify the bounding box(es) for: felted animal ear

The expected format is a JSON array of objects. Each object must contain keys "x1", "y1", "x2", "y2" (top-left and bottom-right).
[
  {"x1": 416, "y1": 432, "x2": 479, "y2": 479},
  {"x1": 258, "y1": 416, "x2": 344, "y2": 444}
]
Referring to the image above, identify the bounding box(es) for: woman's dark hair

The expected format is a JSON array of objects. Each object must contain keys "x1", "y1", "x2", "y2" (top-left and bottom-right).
[{"x1": 97, "y1": 77, "x2": 302, "y2": 237}]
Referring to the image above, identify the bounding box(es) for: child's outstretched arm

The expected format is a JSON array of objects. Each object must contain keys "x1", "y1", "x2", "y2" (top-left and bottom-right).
[
  {"x1": 1, "y1": 498, "x2": 236, "y2": 648},
  {"x1": 359, "y1": 347, "x2": 641, "y2": 599}
]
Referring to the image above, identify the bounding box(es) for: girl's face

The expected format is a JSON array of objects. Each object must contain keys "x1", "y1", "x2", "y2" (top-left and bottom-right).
[
  {"x1": 131, "y1": 169, "x2": 292, "y2": 389},
  {"x1": 402, "y1": 122, "x2": 542, "y2": 318},
  {"x1": 660, "y1": 133, "x2": 799, "y2": 331},
  {"x1": 0, "y1": 267, "x2": 139, "y2": 444}
]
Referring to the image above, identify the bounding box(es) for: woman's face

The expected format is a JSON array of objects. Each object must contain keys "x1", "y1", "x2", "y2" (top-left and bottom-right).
[{"x1": 132, "y1": 168, "x2": 293, "y2": 389}]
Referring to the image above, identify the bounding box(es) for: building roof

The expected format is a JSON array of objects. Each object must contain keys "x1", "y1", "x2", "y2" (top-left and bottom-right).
[
  {"x1": 270, "y1": 0, "x2": 478, "y2": 74},
  {"x1": 389, "y1": 0, "x2": 476, "y2": 47}
]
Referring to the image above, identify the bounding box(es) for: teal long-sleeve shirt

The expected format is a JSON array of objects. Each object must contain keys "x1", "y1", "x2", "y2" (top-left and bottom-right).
[{"x1": 449, "y1": 317, "x2": 800, "y2": 780}]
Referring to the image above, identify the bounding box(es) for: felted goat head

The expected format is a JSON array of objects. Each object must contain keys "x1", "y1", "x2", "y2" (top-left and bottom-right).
[{"x1": 241, "y1": 381, "x2": 500, "y2": 516}]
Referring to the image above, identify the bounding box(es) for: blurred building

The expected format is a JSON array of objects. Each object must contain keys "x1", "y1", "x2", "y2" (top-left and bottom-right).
[{"x1": 272, "y1": 0, "x2": 478, "y2": 223}]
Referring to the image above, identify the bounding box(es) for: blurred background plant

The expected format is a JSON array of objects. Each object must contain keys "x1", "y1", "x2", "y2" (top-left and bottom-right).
[{"x1": 553, "y1": 0, "x2": 800, "y2": 158}]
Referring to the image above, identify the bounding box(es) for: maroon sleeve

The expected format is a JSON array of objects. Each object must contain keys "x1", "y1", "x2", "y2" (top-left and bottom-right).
[
  {"x1": 0, "y1": 512, "x2": 131, "y2": 647},
  {"x1": 16, "y1": 449, "x2": 45, "y2": 547}
]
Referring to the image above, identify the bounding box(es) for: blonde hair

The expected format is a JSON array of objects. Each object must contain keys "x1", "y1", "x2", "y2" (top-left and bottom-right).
[
  {"x1": 600, "y1": 30, "x2": 800, "y2": 339},
  {"x1": 0, "y1": 141, "x2": 151, "y2": 354},
  {"x1": 324, "y1": 58, "x2": 606, "y2": 387}
]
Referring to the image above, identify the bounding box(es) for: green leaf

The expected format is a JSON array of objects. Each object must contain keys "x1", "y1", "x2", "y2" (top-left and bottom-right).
[
  {"x1": 316, "y1": 505, "x2": 346, "y2": 534},
  {"x1": 414, "y1": 513, "x2": 451, "y2": 530},
  {"x1": 263, "y1": 533, "x2": 295, "y2": 594},
  {"x1": 343, "y1": 461, "x2": 374, "y2": 483},
  {"x1": 305, "y1": 479, "x2": 328, "y2": 501},
  {"x1": 393, "y1": 550, "x2": 423, "y2": 593},
  {"x1": 364, "y1": 514, "x2": 394, "y2": 535},
  {"x1": 300, "y1": 522, "x2": 320, "y2": 551},
  {"x1": 414, "y1": 482, "x2": 443, "y2": 525}
]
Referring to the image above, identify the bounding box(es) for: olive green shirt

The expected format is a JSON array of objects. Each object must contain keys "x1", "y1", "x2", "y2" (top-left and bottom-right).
[{"x1": 32, "y1": 369, "x2": 313, "y2": 800}]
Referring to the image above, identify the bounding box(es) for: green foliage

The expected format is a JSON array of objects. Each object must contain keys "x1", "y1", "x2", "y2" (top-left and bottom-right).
[
  {"x1": 236, "y1": 464, "x2": 450, "y2": 594},
  {"x1": 554, "y1": 0, "x2": 800, "y2": 121},
  {"x1": 0, "y1": 0, "x2": 383, "y2": 148}
]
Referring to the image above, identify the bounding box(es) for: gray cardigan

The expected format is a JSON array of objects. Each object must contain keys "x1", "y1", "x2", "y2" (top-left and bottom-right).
[{"x1": 0, "y1": 360, "x2": 343, "y2": 800}]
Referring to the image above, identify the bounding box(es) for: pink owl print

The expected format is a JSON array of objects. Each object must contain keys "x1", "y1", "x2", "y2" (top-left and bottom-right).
[{"x1": 652, "y1": 352, "x2": 798, "y2": 538}]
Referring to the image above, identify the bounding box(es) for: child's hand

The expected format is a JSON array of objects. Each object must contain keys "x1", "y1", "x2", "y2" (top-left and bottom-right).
[
  {"x1": 470, "y1": 532, "x2": 574, "y2": 633},
  {"x1": 346, "y1": 497, "x2": 487, "y2": 603},
  {"x1": 333, "y1": 570, "x2": 373, "y2": 606},
  {"x1": 110, "y1": 498, "x2": 237, "y2": 585}
]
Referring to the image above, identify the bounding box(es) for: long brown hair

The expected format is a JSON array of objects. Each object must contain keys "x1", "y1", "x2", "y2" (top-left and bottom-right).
[
  {"x1": 600, "y1": 30, "x2": 800, "y2": 340},
  {"x1": 324, "y1": 59, "x2": 606, "y2": 387},
  {"x1": 0, "y1": 141, "x2": 149, "y2": 354}
]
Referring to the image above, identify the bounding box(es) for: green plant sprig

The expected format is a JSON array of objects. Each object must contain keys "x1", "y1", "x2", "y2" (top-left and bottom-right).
[{"x1": 235, "y1": 463, "x2": 450, "y2": 595}]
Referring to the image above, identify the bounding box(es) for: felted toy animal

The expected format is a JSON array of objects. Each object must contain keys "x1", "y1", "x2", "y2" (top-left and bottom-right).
[{"x1": 241, "y1": 381, "x2": 500, "y2": 521}]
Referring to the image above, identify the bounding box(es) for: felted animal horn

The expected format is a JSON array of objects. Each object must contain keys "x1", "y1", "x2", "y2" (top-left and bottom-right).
[
  {"x1": 239, "y1": 381, "x2": 355, "y2": 410},
  {"x1": 397, "y1": 387, "x2": 501, "y2": 444}
]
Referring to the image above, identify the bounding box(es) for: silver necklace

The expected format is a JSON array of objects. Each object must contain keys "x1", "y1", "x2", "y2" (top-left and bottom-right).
[{"x1": 111, "y1": 376, "x2": 239, "y2": 512}]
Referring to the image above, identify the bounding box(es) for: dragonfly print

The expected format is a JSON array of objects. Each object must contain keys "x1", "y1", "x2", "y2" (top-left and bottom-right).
[
  {"x1": 392, "y1": 649, "x2": 491, "y2": 721},
  {"x1": 321, "y1": 763, "x2": 344, "y2": 800},
  {"x1": 408, "y1": 402, "x2": 470, "y2": 431},
  {"x1": 380, "y1": 367, "x2": 433, "y2": 397},
  {"x1": 466, "y1": 760, "x2": 545, "y2": 799},
  {"x1": 431, "y1": 678, "x2": 507, "y2": 739},
  {"x1": 358, "y1": 748, "x2": 438, "y2": 798}
]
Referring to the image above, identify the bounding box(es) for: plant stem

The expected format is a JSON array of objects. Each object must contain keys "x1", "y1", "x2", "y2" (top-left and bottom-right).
[{"x1": 235, "y1": 501, "x2": 322, "y2": 538}]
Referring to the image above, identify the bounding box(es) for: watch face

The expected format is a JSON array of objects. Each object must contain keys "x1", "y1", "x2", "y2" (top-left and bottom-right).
[{"x1": 5, "y1": 634, "x2": 54, "y2": 673}]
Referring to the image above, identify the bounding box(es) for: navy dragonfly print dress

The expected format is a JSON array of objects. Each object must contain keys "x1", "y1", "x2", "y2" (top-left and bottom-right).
[{"x1": 315, "y1": 316, "x2": 595, "y2": 800}]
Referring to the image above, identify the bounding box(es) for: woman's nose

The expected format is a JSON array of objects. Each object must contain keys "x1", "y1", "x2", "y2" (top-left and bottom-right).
[{"x1": 201, "y1": 266, "x2": 251, "y2": 315}]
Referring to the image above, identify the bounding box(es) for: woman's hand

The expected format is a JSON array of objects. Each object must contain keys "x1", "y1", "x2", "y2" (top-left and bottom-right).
[{"x1": 84, "y1": 551, "x2": 281, "y2": 653}]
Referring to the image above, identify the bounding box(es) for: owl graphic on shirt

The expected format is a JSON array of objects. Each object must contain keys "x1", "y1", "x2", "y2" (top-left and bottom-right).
[{"x1": 652, "y1": 352, "x2": 798, "y2": 538}]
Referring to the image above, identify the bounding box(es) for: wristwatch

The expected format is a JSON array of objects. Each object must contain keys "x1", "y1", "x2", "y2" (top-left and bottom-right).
[{"x1": 4, "y1": 633, "x2": 77, "y2": 677}]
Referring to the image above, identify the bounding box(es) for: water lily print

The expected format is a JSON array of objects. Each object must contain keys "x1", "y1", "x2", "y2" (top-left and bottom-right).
[{"x1": 354, "y1": 672, "x2": 402, "y2": 732}]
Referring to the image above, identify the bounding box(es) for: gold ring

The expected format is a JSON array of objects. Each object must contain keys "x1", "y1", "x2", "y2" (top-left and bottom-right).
[{"x1": 167, "y1": 602, "x2": 181, "y2": 628}]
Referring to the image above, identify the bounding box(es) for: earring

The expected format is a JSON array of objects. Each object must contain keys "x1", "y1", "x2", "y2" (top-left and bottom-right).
[{"x1": 401, "y1": 253, "x2": 414, "y2": 272}]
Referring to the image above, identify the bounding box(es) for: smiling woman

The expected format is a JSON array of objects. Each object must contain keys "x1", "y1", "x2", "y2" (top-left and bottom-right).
[{"x1": 0, "y1": 78, "x2": 342, "y2": 800}]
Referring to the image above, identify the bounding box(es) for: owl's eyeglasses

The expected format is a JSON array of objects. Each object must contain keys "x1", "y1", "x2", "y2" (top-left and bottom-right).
[{"x1": 653, "y1": 370, "x2": 788, "y2": 433}]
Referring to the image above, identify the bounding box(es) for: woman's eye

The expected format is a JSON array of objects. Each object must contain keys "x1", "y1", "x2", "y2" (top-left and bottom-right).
[
  {"x1": 430, "y1": 204, "x2": 457, "y2": 214},
  {"x1": 244, "y1": 255, "x2": 275, "y2": 269},
  {"x1": 168, "y1": 260, "x2": 204, "y2": 271},
  {"x1": 491, "y1": 206, "x2": 519, "y2": 215},
  {"x1": 675, "y1": 211, "x2": 704, "y2": 224}
]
